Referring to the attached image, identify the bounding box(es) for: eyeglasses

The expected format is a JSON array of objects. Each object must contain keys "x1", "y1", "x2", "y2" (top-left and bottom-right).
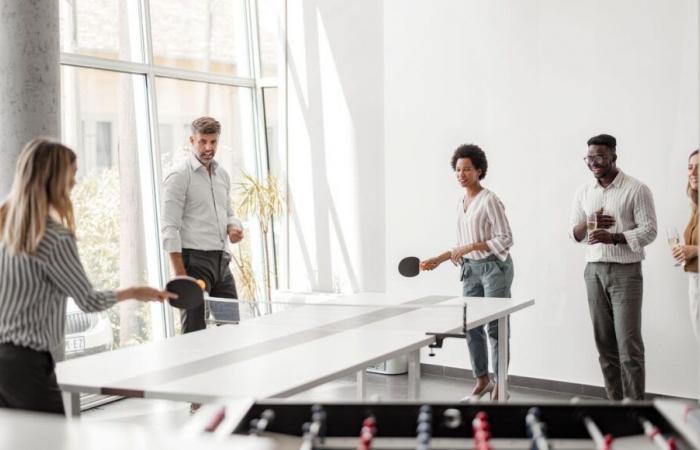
[{"x1": 583, "y1": 155, "x2": 607, "y2": 165}]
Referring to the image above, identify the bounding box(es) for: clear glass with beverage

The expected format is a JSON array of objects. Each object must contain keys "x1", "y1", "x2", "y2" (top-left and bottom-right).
[
  {"x1": 587, "y1": 212, "x2": 597, "y2": 232},
  {"x1": 666, "y1": 227, "x2": 683, "y2": 267}
]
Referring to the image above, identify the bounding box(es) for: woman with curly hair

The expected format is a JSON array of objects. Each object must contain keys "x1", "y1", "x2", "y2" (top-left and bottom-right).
[{"x1": 421, "y1": 144, "x2": 514, "y2": 402}]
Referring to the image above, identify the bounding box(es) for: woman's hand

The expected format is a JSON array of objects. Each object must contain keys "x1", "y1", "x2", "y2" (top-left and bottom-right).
[
  {"x1": 450, "y1": 245, "x2": 472, "y2": 265},
  {"x1": 420, "y1": 257, "x2": 442, "y2": 271},
  {"x1": 672, "y1": 245, "x2": 698, "y2": 264},
  {"x1": 117, "y1": 286, "x2": 177, "y2": 303}
]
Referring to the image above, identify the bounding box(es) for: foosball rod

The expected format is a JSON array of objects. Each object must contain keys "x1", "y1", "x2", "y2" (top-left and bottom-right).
[
  {"x1": 300, "y1": 406, "x2": 326, "y2": 450},
  {"x1": 357, "y1": 416, "x2": 377, "y2": 450},
  {"x1": 583, "y1": 416, "x2": 614, "y2": 450},
  {"x1": 639, "y1": 416, "x2": 677, "y2": 450},
  {"x1": 525, "y1": 407, "x2": 551, "y2": 450}
]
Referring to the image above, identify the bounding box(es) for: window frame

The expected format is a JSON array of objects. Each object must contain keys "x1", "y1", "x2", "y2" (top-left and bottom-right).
[{"x1": 58, "y1": 0, "x2": 287, "y2": 341}]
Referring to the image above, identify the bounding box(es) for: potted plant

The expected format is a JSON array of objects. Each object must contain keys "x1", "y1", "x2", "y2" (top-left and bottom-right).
[{"x1": 236, "y1": 171, "x2": 285, "y2": 313}]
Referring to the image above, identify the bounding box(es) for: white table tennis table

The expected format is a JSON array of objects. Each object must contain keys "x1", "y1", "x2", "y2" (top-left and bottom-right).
[{"x1": 56, "y1": 292, "x2": 534, "y2": 417}]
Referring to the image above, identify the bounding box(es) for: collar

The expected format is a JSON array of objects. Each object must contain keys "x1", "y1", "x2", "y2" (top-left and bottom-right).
[
  {"x1": 592, "y1": 169, "x2": 624, "y2": 190},
  {"x1": 188, "y1": 152, "x2": 218, "y2": 173}
]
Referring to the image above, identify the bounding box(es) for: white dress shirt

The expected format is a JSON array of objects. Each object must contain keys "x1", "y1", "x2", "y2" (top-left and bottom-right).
[
  {"x1": 161, "y1": 153, "x2": 242, "y2": 253},
  {"x1": 456, "y1": 189, "x2": 513, "y2": 261},
  {"x1": 569, "y1": 170, "x2": 657, "y2": 263}
]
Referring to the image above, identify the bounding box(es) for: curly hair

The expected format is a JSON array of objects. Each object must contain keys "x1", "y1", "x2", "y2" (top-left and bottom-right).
[{"x1": 450, "y1": 144, "x2": 488, "y2": 180}]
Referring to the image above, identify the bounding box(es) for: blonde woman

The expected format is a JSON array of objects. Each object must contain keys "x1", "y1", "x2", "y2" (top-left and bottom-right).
[
  {"x1": 672, "y1": 149, "x2": 699, "y2": 339},
  {"x1": 0, "y1": 138, "x2": 174, "y2": 414}
]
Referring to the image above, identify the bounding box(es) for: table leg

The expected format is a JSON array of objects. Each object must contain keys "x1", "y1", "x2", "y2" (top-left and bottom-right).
[
  {"x1": 62, "y1": 391, "x2": 81, "y2": 418},
  {"x1": 497, "y1": 316, "x2": 509, "y2": 403},
  {"x1": 356, "y1": 369, "x2": 366, "y2": 399},
  {"x1": 407, "y1": 349, "x2": 420, "y2": 400}
]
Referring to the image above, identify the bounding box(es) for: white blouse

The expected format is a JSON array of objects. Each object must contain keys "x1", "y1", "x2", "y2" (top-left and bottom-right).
[{"x1": 456, "y1": 189, "x2": 513, "y2": 261}]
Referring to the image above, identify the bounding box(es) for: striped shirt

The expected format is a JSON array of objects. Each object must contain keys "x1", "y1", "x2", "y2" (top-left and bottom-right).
[
  {"x1": 161, "y1": 153, "x2": 242, "y2": 254},
  {"x1": 456, "y1": 189, "x2": 514, "y2": 261},
  {"x1": 0, "y1": 220, "x2": 116, "y2": 355},
  {"x1": 569, "y1": 170, "x2": 657, "y2": 263}
]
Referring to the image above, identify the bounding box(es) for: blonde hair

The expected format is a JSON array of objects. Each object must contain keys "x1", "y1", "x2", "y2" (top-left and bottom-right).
[
  {"x1": 689, "y1": 149, "x2": 699, "y2": 209},
  {"x1": 0, "y1": 138, "x2": 77, "y2": 255}
]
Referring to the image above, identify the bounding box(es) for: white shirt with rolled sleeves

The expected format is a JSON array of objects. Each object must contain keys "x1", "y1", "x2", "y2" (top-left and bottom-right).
[
  {"x1": 456, "y1": 189, "x2": 513, "y2": 261},
  {"x1": 161, "y1": 153, "x2": 243, "y2": 253},
  {"x1": 569, "y1": 170, "x2": 657, "y2": 263}
]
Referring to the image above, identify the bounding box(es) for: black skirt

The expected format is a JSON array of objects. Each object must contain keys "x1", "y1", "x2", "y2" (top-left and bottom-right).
[{"x1": 0, "y1": 343, "x2": 65, "y2": 414}]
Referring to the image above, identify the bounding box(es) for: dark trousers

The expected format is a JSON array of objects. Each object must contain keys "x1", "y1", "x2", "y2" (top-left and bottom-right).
[
  {"x1": 0, "y1": 344, "x2": 65, "y2": 414},
  {"x1": 584, "y1": 262, "x2": 645, "y2": 400},
  {"x1": 180, "y1": 249, "x2": 239, "y2": 333}
]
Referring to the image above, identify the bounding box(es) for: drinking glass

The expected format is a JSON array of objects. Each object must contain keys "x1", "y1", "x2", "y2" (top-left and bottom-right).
[
  {"x1": 666, "y1": 228, "x2": 683, "y2": 267},
  {"x1": 587, "y1": 212, "x2": 598, "y2": 232}
]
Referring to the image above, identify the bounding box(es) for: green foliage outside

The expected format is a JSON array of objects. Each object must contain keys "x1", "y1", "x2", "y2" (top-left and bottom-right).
[{"x1": 71, "y1": 168, "x2": 152, "y2": 348}]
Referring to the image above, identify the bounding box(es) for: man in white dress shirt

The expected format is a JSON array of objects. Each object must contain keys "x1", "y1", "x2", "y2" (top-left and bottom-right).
[
  {"x1": 161, "y1": 116, "x2": 244, "y2": 333},
  {"x1": 569, "y1": 134, "x2": 657, "y2": 400}
]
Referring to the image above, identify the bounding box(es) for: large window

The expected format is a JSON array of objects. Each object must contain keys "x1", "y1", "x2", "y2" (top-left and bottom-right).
[
  {"x1": 60, "y1": 66, "x2": 162, "y2": 356},
  {"x1": 256, "y1": 0, "x2": 280, "y2": 78},
  {"x1": 60, "y1": 0, "x2": 144, "y2": 62},
  {"x1": 59, "y1": 0, "x2": 285, "y2": 371},
  {"x1": 150, "y1": 0, "x2": 250, "y2": 77}
]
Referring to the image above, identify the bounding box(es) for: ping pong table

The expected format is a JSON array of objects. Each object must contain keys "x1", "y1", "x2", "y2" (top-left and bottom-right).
[{"x1": 56, "y1": 292, "x2": 534, "y2": 417}]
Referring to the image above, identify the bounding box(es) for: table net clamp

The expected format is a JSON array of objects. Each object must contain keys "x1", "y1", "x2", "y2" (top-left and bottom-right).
[{"x1": 426, "y1": 303, "x2": 467, "y2": 357}]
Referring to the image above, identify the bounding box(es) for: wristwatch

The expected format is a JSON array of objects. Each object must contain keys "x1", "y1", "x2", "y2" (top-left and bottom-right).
[{"x1": 612, "y1": 233, "x2": 622, "y2": 246}]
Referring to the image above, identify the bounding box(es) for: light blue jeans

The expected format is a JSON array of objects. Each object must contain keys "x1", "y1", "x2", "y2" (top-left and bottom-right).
[{"x1": 461, "y1": 254, "x2": 514, "y2": 380}]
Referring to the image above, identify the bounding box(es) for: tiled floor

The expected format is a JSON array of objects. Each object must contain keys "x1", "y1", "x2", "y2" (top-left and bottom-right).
[{"x1": 81, "y1": 371, "x2": 603, "y2": 429}]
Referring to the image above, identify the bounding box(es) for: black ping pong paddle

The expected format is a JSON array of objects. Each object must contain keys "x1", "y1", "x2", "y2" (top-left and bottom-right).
[
  {"x1": 398, "y1": 256, "x2": 420, "y2": 277},
  {"x1": 166, "y1": 276, "x2": 205, "y2": 309}
]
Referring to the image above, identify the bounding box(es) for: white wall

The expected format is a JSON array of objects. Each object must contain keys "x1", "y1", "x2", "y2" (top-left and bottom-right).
[
  {"x1": 287, "y1": 0, "x2": 699, "y2": 398},
  {"x1": 384, "y1": 0, "x2": 699, "y2": 398},
  {"x1": 287, "y1": 1, "x2": 385, "y2": 293}
]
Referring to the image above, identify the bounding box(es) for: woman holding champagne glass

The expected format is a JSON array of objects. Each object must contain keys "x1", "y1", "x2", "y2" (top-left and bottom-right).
[{"x1": 671, "y1": 149, "x2": 699, "y2": 339}]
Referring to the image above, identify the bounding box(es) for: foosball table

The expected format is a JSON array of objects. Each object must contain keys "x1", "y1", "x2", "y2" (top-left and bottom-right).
[{"x1": 184, "y1": 400, "x2": 700, "y2": 450}]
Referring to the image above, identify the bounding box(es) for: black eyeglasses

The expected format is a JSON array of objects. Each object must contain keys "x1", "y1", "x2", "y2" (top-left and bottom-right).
[{"x1": 583, "y1": 155, "x2": 607, "y2": 165}]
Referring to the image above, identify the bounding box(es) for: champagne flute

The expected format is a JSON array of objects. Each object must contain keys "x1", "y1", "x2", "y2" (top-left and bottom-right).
[
  {"x1": 587, "y1": 212, "x2": 598, "y2": 232},
  {"x1": 586, "y1": 212, "x2": 599, "y2": 246},
  {"x1": 666, "y1": 228, "x2": 683, "y2": 267}
]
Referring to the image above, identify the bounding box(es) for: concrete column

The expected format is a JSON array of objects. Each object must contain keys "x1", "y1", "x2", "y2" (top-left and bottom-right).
[{"x1": 0, "y1": 0, "x2": 60, "y2": 198}]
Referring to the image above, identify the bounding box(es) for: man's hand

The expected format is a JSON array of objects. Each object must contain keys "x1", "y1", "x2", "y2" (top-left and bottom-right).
[
  {"x1": 588, "y1": 229, "x2": 614, "y2": 245},
  {"x1": 169, "y1": 252, "x2": 187, "y2": 277},
  {"x1": 227, "y1": 225, "x2": 244, "y2": 244},
  {"x1": 594, "y1": 208, "x2": 616, "y2": 229}
]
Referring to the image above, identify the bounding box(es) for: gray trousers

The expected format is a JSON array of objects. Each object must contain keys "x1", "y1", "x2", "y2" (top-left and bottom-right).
[
  {"x1": 181, "y1": 249, "x2": 239, "y2": 333},
  {"x1": 461, "y1": 254, "x2": 514, "y2": 380},
  {"x1": 584, "y1": 262, "x2": 645, "y2": 400}
]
